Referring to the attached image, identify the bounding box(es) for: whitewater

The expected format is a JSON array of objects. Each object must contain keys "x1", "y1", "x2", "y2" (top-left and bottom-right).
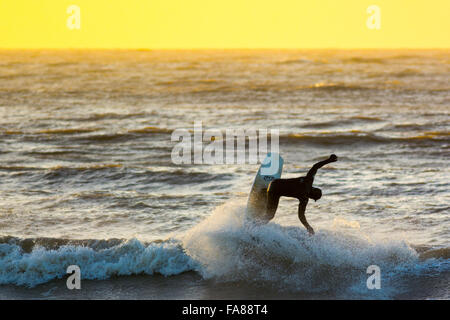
[{"x1": 0, "y1": 200, "x2": 448, "y2": 299}]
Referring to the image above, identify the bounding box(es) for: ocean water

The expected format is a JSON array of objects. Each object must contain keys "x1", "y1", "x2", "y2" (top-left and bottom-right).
[{"x1": 0, "y1": 49, "x2": 448, "y2": 299}]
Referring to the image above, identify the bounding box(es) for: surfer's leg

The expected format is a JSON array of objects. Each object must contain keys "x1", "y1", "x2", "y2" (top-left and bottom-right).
[{"x1": 266, "y1": 183, "x2": 280, "y2": 221}]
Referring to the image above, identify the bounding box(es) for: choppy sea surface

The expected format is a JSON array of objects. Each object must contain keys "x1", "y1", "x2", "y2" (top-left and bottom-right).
[{"x1": 0, "y1": 49, "x2": 448, "y2": 299}]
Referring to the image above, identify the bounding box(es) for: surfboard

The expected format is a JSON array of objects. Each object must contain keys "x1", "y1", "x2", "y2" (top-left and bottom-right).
[{"x1": 246, "y1": 153, "x2": 283, "y2": 220}]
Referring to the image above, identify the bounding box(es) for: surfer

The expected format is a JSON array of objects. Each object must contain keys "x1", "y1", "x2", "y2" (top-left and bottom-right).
[{"x1": 265, "y1": 154, "x2": 338, "y2": 235}]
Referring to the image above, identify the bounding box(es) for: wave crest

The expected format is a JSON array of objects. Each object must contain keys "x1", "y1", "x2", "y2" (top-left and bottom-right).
[
  {"x1": 182, "y1": 201, "x2": 423, "y2": 296},
  {"x1": 1, "y1": 200, "x2": 448, "y2": 298},
  {"x1": 0, "y1": 238, "x2": 198, "y2": 287}
]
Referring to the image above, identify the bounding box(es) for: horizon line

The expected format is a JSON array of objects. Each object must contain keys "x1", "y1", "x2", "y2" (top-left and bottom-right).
[{"x1": 1, "y1": 47, "x2": 449, "y2": 51}]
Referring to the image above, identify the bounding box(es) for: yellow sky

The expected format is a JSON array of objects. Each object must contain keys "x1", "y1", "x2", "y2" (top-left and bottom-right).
[{"x1": 1, "y1": 0, "x2": 449, "y2": 49}]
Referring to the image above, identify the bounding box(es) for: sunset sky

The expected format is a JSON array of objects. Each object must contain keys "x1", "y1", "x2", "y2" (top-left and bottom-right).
[{"x1": 1, "y1": 0, "x2": 449, "y2": 49}]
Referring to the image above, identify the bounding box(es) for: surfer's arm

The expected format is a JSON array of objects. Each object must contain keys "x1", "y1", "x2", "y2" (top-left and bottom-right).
[
  {"x1": 298, "y1": 198, "x2": 314, "y2": 235},
  {"x1": 306, "y1": 154, "x2": 338, "y2": 179}
]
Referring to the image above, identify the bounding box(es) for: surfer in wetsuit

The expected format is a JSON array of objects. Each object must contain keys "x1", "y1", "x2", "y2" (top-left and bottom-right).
[{"x1": 265, "y1": 154, "x2": 338, "y2": 235}]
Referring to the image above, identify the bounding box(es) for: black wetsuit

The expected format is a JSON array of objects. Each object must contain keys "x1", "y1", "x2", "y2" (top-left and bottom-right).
[{"x1": 265, "y1": 154, "x2": 337, "y2": 234}]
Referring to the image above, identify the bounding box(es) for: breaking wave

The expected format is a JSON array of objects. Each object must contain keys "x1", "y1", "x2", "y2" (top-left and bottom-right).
[
  {"x1": 0, "y1": 237, "x2": 198, "y2": 287},
  {"x1": 1, "y1": 200, "x2": 448, "y2": 298},
  {"x1": 182, "y1": 201, "x2": 450, "y2": 298}
]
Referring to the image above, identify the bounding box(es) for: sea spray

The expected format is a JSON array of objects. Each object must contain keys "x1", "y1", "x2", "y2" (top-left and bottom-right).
[
  {"x1": 0, "y1": 200, "x2": 446, "y2": 299},
  {"x1": 182, "y1": 200, "x2": 420, "y2": 296}
]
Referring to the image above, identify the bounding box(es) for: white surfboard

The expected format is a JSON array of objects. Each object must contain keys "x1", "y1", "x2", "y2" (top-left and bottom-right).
[{"x1": 246, "y1": 153, "x2": 283, "y2": 220}]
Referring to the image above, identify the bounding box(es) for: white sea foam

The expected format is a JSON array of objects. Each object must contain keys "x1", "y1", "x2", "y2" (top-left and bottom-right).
[
  {"x1": 0, "y1": 200, "x2": 448, "y2": 298},
  {"x1": 0, "y1": 238, "x2": 198, "y2": 287},
  {"x1": 182, "y1": 200, "x2": 447, "y2": 297}
]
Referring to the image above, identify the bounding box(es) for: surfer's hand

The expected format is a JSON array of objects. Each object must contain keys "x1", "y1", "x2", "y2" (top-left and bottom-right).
[
  {"x1": 329, "y1": 154, "x2": 338, "y2": 162},
  {"x1": 307, "y1": 226, "x2": 315, "y2": 235}
]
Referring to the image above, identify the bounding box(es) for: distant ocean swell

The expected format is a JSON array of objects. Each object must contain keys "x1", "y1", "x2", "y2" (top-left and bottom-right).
[
  {"x1": 280, "y1": 131, "x2": 449, "y2": 146},
  {"x1": 0, "y1": 166, "x2": 232, "y2": 188},
  {"x1": 2, "y1": 129, "x2": 447, "y2": 152},
  {"x1": 0, "y1": 201, "x2": 448, "y2": 298}
]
